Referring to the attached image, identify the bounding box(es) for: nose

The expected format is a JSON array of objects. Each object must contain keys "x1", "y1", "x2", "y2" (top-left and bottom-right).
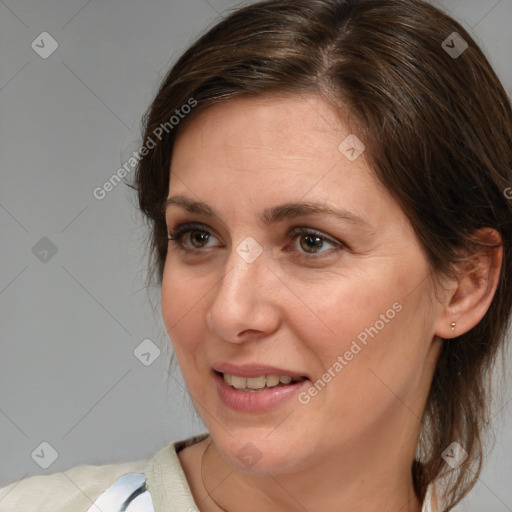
[{"x1": 205, "y1": 244, "x2": 281, "y2": 344}]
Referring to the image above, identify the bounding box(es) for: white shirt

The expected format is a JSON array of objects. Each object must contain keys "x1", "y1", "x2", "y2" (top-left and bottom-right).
[{"x1": 0, "y1": 433, "x2": 440, "y2": 511}]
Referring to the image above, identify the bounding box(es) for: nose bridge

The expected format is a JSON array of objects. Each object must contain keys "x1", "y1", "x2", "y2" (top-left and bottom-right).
[
  {"x1": 215, "y1": 241, "x2": 266, "y2": 310},
  {"x1": 206, "y1": 237, "x2": 278, "y2": 341}
]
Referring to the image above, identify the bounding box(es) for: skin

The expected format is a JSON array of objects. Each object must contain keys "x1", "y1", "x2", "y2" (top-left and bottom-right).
[{"x1": 160, "y1": 93, "x2": 503, "y2": 512}]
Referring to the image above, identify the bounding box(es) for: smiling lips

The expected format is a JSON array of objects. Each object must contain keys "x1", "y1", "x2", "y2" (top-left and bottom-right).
[{"x1": 211, "y1": 362, "x2": 309, "y2": 411}]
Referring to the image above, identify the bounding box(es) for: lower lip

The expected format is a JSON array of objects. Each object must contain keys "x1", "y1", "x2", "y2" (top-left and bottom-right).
[{"x1": 213, "y1": 371, "x2": 309, "y2": 413}]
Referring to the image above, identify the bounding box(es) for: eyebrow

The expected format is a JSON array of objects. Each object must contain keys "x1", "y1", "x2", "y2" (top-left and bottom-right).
[{"x1": 164, "y1": 194, "x2": 374, "y2": 229}]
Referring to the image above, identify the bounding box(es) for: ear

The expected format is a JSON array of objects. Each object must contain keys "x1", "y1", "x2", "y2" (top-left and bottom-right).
[{"x1": 434, "y1": 228, "x2": 503, "y2": 339}]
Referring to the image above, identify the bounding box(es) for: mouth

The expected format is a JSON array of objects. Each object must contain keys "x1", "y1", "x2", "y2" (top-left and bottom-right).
[
  {"x1": 213, "y1": 370, "x2": 307, "y2": 392},
  {"x1": 212, "y1": 367, "x2": 310, "y2": 412}
]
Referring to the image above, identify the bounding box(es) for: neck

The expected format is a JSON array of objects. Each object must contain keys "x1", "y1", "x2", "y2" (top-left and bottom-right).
[{"x1": 201, "y1": 427, "x2": 423, "y2": 512}]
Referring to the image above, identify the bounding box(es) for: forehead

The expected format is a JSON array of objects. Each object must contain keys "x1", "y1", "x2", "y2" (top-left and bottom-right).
[
  {"x1": 168, "y1": 94, "x2": 399, "y2": 227},
  {"x1": 173, "y1": 93, "x2": 355, "y2": 161}
]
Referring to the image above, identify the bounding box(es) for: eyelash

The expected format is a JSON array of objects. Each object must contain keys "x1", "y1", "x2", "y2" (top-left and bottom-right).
[{"x1": 166, "y1": 222, "x2": 344, "y2": 260}]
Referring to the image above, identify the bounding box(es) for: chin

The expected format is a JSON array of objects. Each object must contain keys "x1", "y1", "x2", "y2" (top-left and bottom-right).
[{"x1": 211, "y1": 429, "x2": 312, "y2": 475}]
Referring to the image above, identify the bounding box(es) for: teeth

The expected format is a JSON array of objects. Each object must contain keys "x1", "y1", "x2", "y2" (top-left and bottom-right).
[
  {"x1": 247, "y1": 376, "x2": 266, "y2": 389},
  {"x1": 222, "y1": 373, "x2": 304, "y2": 391},
  {"x1": 266, "y1": 375, "x2": 280, "y2": 387},
  {"x1": 230, "y1": 375, "x2": 247, "y2": 389}
]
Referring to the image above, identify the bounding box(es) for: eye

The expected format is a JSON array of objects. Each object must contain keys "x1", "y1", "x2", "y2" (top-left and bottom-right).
[
  {"x1": 288, "y1": 227, "x2": 343, "y2": 258},
  {"x1": 167, "y1": 222, "x2": 344, "y2": 259},
  {"x1": 167, "y1": 222, "x2": 220, "y2": 252}
]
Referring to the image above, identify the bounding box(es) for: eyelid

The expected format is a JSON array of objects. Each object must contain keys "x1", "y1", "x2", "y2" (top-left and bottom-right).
[{"x1": 167, "y1": 220, "x2": 211, "y2": 234}]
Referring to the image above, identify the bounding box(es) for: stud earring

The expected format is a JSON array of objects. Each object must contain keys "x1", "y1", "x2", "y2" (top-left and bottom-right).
[{"x1": 450, "y1": 322, "x2": 456, "y2": 332}]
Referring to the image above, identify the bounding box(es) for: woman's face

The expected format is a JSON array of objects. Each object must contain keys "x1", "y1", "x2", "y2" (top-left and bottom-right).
[{"x1": 161, "y1": 94, "x2": 444, "y2": 475}]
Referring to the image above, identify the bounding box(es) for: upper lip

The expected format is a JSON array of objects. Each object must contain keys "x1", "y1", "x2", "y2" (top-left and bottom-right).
[{"x1": 212, "y1": 362, "x2": 308, "y2": 379}]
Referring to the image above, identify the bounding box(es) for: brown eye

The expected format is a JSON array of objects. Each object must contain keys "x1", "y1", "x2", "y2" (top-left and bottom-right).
[
  {"x1": 167, "y1": 222, "x2": 219, "y2": 252},
  {"x1": 188, "y1": 230, "x2": 210, "y2": 248},
  {"x1": 288, "y1": 227, "x2": 344, "y2": 259},
  {"x1": 299, "y1": 233, "x2": 325, "y2": 253}
]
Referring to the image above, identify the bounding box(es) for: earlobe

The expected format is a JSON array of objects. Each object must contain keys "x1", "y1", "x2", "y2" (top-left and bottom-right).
[{"x1": 434, "y1": 228, "x2": 503, "y2": 340}]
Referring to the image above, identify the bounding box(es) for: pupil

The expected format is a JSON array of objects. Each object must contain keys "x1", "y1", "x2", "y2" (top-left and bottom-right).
[
  {"x1": 192, "y1": 231, "x2": 209, "y2": 247},
  {"x1": 302, "y1": 235, "x2": 322, "y2": 252}
]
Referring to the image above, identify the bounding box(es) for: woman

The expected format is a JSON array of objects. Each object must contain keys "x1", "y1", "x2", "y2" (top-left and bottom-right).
[{"x1": 1, "y1": 0, "x2": 511, "y2": 511}]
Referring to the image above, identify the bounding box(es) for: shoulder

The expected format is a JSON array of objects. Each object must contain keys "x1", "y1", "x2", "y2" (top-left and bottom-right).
[
  {"x1": 0, "y1": 433, "x2": 209, "y2": 512},
  {"x1": 0, "y1": 457, "x2": 147, "y2": 512}
]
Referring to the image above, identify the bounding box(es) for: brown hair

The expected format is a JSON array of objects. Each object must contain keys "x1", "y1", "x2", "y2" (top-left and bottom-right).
[{"x1": 129, "y1": 0, "x2": 512, "y2": 509}]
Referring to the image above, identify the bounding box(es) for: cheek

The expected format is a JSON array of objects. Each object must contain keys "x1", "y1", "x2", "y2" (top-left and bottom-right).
[
  {"x1": 292, "y1": 263, "x2": 431, "y2": 394},
  {"x1": 288, "y1": 272, "x2": 402, "y2": 358},
  {"x1": 160, "y1": 263, "x2": 209, "y2": 355},
  {"x1": 161, "y1": 278, "x2": 212, "y2": 401}
]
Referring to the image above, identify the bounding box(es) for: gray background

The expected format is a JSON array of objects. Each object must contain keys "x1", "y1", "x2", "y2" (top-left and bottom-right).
[{"x1": 0, "y1": 1, "x2": 511, "y2": 510}]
